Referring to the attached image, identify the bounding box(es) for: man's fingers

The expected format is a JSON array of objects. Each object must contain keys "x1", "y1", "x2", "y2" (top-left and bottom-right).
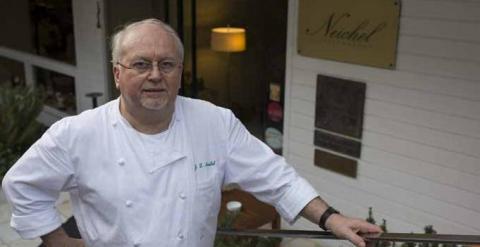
[
  {"x1": 344, "y1": 230, "x2": 367, "y2": 247},
  {"x1": 356, "y1": 219, "x2": 383, "y2": 233},
  {"x1": 328, "y1": 215, "x2": 383, "y2": 247},
  {"x1": 341, "y1": 218, "x2": 382, "y2": 247}
]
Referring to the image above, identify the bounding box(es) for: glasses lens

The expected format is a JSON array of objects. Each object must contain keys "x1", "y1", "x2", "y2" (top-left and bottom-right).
[
  {"x1": 126, "y1": 59, "x2": 179, "y2": 74},
  {"x1": 159, "y1": 60, "x2": 177, "y2": 73},
  {"x1": 130, "y1": 61, "x2": 152, "y2": 73}
]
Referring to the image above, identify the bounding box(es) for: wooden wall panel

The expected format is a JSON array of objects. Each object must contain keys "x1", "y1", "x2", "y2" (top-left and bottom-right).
[
  {"x1": 284, "y1": 0, "x2": 480, "y2": 237},
  {"x1": 401, "y1": 0, "x2": 480, "y2": 22}
]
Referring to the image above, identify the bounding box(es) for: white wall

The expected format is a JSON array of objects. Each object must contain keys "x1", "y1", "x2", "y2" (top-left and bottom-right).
[
  {"x1": 283, "y1": 0, "x2": 480, "y2": 243},
  {"x1": 72, "y1": 0, "x2": 110, "y2": 111}
]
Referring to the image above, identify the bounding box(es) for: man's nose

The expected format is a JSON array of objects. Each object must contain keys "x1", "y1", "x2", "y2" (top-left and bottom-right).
[{"x1": 147, "y1": 65, "x2": 164, "y2": 81}]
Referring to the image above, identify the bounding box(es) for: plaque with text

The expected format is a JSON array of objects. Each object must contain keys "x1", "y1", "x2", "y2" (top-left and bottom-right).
[
  {"x1": 314, "y1": 149, "x2": 357, "y2": 178},
  {"x1": 298, "y1": 0, "x2": 400, "y2": 69},
  {"x1": 315, "y1": 75, "x2": 366, "y2": 139},
  {"x1": 314, "y1": 130, "x2": 361, "y2": 158}
]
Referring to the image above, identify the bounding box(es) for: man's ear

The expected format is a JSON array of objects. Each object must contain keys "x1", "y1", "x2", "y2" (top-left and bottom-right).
[{"x1": 113, "y1": 65, "x2": 120, "y2": 89}]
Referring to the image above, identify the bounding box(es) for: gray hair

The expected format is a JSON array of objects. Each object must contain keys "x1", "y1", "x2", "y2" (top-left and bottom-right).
[{"x1": 110, "y1": 18, "x2": 184, "y2": 63}]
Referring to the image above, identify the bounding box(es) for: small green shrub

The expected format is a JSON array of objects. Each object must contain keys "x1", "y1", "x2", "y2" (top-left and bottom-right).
[
  {"x1": 215, "y1": 212, "x2": 281, "y2": 247},
  {"x1": 0, "y1": 84, "x2": 46, "y2": 178}
]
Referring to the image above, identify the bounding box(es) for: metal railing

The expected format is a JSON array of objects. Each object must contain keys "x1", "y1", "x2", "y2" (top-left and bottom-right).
[{"x1": 217, "y1": 228, "x2": 480, "y2": 245}]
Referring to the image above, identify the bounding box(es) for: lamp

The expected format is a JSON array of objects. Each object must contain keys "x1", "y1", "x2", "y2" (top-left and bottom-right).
[
  {"x1": 211, "y1": 27, "x2": 246, "y2": 107},
  {"x1": 211, "y1": 27, "x2": 246, "y2": 52}
]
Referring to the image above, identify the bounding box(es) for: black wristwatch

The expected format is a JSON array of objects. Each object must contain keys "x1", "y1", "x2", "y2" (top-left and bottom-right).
[{"x1": 318, "y1": 206, "x2": 340, "y2": 230}]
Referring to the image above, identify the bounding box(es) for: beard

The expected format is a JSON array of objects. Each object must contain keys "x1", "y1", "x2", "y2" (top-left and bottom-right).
[{"x1": 138, "y1": 91, "x2": 173, "y2": 111}]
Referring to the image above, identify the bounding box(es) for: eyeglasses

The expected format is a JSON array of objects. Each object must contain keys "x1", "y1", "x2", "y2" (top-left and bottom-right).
[{"x1": 116, "y1": 59, "x2": 181, "y2": 74}]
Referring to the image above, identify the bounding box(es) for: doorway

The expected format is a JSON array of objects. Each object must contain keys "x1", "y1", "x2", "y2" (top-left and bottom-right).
[{"x1": 179, "y1": 0, "x2": 288, "y2": 151}]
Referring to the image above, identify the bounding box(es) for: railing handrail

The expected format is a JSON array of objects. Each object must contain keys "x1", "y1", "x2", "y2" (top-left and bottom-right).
[{"x1": 217, "y1": 228, "x2": 480, "y2": 244}]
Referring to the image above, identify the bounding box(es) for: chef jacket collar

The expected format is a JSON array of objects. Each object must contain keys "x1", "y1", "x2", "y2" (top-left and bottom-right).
[{"x1": 109, "y1": 97, "x2": 183, "y2": 128}]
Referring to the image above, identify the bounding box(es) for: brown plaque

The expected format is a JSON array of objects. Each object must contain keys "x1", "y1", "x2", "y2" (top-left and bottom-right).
[
  {"x1": 314, "y1": 130, "x2": 361, "y2": 158},
  {"x1": 314, "y1": 149, "x2": 357, "y2": 178},
  {"x1": 315, "y1": 75, "x2": 366, "y2": 139},
  {"x1": 298, "y1": 0, "x2": 400, "y2": 69}
]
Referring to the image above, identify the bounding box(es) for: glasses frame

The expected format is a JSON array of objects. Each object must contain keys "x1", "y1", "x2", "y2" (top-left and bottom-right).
[{"x1": 116, "y1": 59, "x2": 182, "y2": 75}]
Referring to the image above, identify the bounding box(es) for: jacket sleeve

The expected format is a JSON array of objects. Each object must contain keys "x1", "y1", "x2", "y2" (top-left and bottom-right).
[
  {"x1": 1, "y1": 122, "x2": 77, "y2": 239},
  {"x1": 222, "y1": 109, "x2": 318, "y2": 224}
]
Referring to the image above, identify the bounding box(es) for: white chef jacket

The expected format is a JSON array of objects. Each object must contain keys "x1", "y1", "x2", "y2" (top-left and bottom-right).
[{"x1": 2, "y1": 96, "x2": 318, "y2": 247}]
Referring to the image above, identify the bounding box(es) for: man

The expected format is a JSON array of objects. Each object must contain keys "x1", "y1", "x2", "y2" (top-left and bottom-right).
[{"x1": 2, "y1": 18, "x2": 380, "y2": 247}]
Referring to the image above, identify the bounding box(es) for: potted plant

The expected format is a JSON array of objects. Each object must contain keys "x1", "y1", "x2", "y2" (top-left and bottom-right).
[
  {"x1": 0, "y1": 83, "x2": 46, "y2": 179},
  {"x1": 214, "y1": 206, "x2": 281, "y2": 247}
]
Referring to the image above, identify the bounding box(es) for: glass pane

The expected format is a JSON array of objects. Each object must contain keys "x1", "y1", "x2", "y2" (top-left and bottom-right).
[
  {"x1": 30, "y1": 0, "x2": 76, "y2": 64},
  {"x1": 187, "y1": 0, "x2": 288, "y2": 153},
  {"x1": 35, "y1": 66, "x2": 76, "y2": 114},
  {"x1": 0, "y1": 0, "x2": 76, "y2": 64},
  {"x1": 0, "y1": 56, "x2": 26, "y2": 87}
]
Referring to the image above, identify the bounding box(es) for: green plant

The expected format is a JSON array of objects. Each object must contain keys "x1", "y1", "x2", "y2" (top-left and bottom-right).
[
  {"x1": 214, "y1": 212, "x2": 281, "y2": 247},
  {"x1": 0, "y1": 84, "x2": 46, "y2": 178}
]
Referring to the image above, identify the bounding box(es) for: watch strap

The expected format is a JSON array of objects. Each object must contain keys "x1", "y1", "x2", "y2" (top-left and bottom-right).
[{"x1": 318, "y1": 206, "x2": 340, "y2": 230}]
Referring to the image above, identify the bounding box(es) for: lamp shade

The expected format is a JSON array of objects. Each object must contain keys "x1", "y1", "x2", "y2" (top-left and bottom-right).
[{"x1": 211, "y1": 27, "x2": 246, "y2": 52}]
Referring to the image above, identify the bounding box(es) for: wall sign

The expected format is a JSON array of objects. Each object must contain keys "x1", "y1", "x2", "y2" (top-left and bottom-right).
[
  {"x1": 313, "y1": 74, "x2": 366, "y2": 178},
  {"x1": 314, "y1": 149, "x2": 357, "y2": 178},
  {"x1": 315, "y1": 75, "x2": 366, "y2": 139},
  {"x1": 297, "y1": 0, "x2": 400, "y2": 69},
  {"x1": 314, "y1": 130, "x2": 361, "y2": 158}
]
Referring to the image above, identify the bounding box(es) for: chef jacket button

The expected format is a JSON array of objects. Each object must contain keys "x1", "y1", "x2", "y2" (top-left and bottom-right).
[
  {"x1": 179, "y1": 192, "x2": 187, "y2": 200},
  {"x1": 118, "y1": 158, "x2": 125, "y2": 166},
  {"x1": 125, "y1": 200, "x2": 133, "y2": 207},
  {"x1": 112, "y1": 121, "x2": 118, "y2": 127},
  {"x1": 133, "y1": 243, "x2": 140, "y2": 247},
  {"x1": 177, "y1": 233, "x2": 184, "y2": 240}
]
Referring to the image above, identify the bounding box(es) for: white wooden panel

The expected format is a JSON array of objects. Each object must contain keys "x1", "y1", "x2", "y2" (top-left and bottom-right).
[
  {"x1": 289, "y1": 155, "x2": 479, "y2": 234},
  {"x1": 295, "y1": 95, "x2": 480, "y2": 141},
  {"x1": 292, "y1": 56, "x2": 480, "y2": 101},
  {"x1": 360, "y1": 160, "x2": 480, "y2": 212},
  {"x1": 365, "y1": 99, "x2": 480, "y2": 139},
  {"x1": 288, "y1": 140, "x2": 313, "y2": 161},
  {"x1": 368, "y1": 83, "x2": 480, "y2": 120},
  {"x1": 362, "y1": 132, "x2": 480, "y2": 190},
  {"x1": 288, "y1": 126, "x2": 313, "y2": 145},
  {"x1": 397, "y1": 53, "x2": 480, "y2": 82},
  {"x1": 291, "y1": 67, "x2": 317, "y2": 86},
  {"x1": 291, "y1": 84, "x2": 315, "y2": 102},
  {"x1": 286, "y1": 0, "x2": 480, "y2": 236},
  {"x1": 294, "y1": 156, "x2": 480, "y2": 233},
  {"x1": 290, "y1": 112, "x2": 314, "y2": 131},
  {"x1": 400, "y1": 18, "x2": 480, "y2": 42},
  {"x1": 283, "y1": 179, "x2": 419, "y2": 234},
  {"x1": 402, "y1": 0, "x2": 480, "y2": 22},
  {"x1": 398, "y1": 35, "x2": 480, "y2": 63},
  {"x1": 289, "y1": 112, "x2": 313, "y2": 131},
  {"x1": 290, "y1": 99, "x2": 315, "y2": 117},
  {"x1": 288, "y1": 140, "x2": 480, "y2": 212},
  {"x1": 291, "y1": 74, "x2": 480, "y2": 123},
  {"x1": 72, "y1": 0, "x2": 110, "y2": 111},
  {"x1": 364, "y1": 115, "x2": 480, "y2": 158},
  {"x1": 355, "y1": 167, "x2": 480, "y2": 231},
  {"x1": 287, "y1": 111, "x2": 480, "y2": 179},
  {"x1": 288, "y1": 123, "x2": 480, "y2": 194}
]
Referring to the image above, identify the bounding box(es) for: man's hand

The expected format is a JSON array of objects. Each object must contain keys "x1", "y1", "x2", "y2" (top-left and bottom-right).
[
  {"x1": 41, "y1": 227, "x2": 85, "y2": 247},
  {"x1": 326, "y1": 214, "x2": 382, "y2": 247},
  {"x1": 300, "y1": 197, "x2": 382, "y2": 247}
]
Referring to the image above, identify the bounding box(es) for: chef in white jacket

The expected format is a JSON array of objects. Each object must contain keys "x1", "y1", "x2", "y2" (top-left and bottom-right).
[{"x1": 2, "y1": 18, "x2": 381, "y2": 247}]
